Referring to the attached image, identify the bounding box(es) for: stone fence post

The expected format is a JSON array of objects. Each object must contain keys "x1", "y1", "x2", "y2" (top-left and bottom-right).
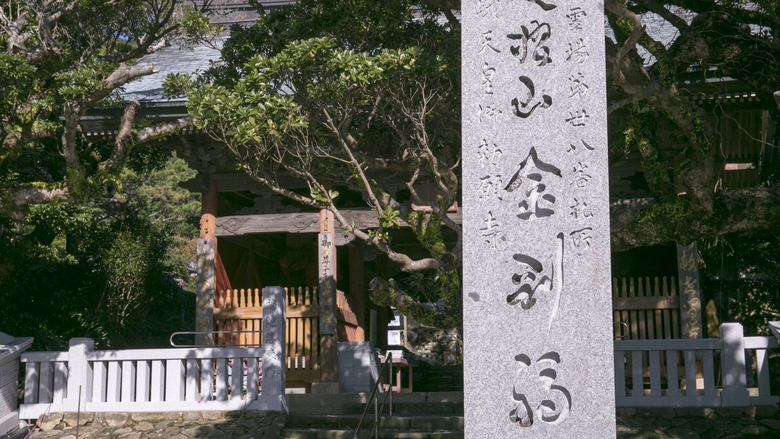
[
  {"x1": 262, "y1": 287, "x2": 287, "y2": 409},
  {"x1": 0, "y1": 332, "x2": 33, "y2": 434},
  {"x1": 63, "y1": 338, "x2": 94, "y2": 412},
  {"x1": 720, "y1": 323, "x2": 751, "y2": 407},
  {"x1": 196, "y1": 238, "x2": 215, "y2": 346}
]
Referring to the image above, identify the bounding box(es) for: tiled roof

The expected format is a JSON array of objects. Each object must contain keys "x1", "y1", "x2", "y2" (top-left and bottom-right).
[
  {"x1": 122, "y1": 1, "x2": 297, "y2": 103},
  {"x1": 122, "y1": 42, "x2": 222, "y2": 103}
]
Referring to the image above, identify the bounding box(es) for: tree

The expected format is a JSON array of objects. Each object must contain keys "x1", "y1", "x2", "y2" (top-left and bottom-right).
[
  {"x1": 182, "y1": 1, "x2": 780, "y2": 328},
  {"x1": 700, "y1": 232, "x2": 780, "y2": 334},
  {"x1": 118, "y1": 154, "x2": 202, "y2": 238},
  {"x1": 117, "y1": 154, "x2": 202, "y2": 293},
  {"x1": 0, "y1": 200, "x2": 196, "y2": 350},
  {"x1": 0, "y1": 0, "x2": 219, "y2": 210},
  {"x1": 0, "y1": 148, "x2": 201, "y2": 349},
  {"x1": 184, "y1": 0, "x2": 463, "y2": 327},
  {"x1": 604, "y1": 0, "x2": 780, "y2": 249},
  {"x1": 0, "y1": 1, "x2": 213, "y2": 346}
]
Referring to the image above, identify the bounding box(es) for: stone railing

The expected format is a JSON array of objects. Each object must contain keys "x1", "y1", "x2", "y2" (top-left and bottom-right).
[
  {"x1": 614, "y1": 322, "x2": 778, "y2": 408},
  {"x1": 19, "y1": 287, "x2": 287, "y2": 419}
]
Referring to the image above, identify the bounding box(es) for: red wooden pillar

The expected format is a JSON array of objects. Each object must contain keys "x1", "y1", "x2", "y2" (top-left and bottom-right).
[
  {"x1": 199, "y1": 179, "x2": 231, "y2": 344},
  {"x1": 200, "y1": 179, "x2": 217, "y2": 240}
]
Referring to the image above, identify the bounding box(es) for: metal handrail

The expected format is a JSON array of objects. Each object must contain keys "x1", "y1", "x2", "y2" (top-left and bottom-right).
[
  {"x1": 353, "y1": 352, "x2": 394, "y2": 439},
  {"x1": 613, "y1": 322, "x2": 629, "y2": 340}
]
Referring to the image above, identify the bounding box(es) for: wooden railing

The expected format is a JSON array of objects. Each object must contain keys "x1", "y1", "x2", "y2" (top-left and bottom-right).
[
  {"x1": 614, "y1": 323, "x2": 778, "y2": 408},
  {"x1": 214, "y1": 288, "x2": 264, "y2": 347},
  {"x1": 285, "y1": 287, "x2": 319, "y2": 375},
  {"x1": 613, "y1": 276, "x2": 687, "y2": 384}
]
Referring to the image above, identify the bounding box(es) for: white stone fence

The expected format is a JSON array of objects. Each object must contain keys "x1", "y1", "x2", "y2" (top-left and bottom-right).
[
  {"x1": 614, "y1": 322, "x2": 779, "y2": 408},
  {"x1": 1, "y1": 332, "x2": 33, "y2": 434},
  {"x1": 19, "y1": 287, "x2": 287, "y2": 419}
]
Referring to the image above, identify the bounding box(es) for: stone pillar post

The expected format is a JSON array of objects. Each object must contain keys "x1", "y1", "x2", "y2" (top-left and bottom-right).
[
  {"x1": 262, "y1": 286, "x2": 287, "y2": 398},
  {"x1": 720, "y1": 322, "x2": 751, "y2": 406},
  {"x1": 196, "y1": 239, "x2": 215, "y2": 346},
  {"x1": 64, "y1": 338, "x2": 94, "y2": 412}
]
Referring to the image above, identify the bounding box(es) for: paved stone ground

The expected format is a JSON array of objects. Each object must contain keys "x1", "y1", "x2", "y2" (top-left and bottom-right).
[
  {"x1": 616, "y1": 407, "x2": 780, "y2": 439},
  {"x1": 22, "y1": 411, "x2": 286, "y2": 439},
  {"x1": 14, "y1": 407, "x2": 780, "y2": 438}
]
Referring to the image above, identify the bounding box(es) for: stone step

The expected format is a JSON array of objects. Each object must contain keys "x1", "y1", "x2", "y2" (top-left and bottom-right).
[
  {"x1": 280, "y1": 428, "x2": 464, "y2": 439},
  {"x1": 426, "y1": 376, "x2": 457, "y2": 384},
  {"x1": 280, "y1": 414, "x2": 464, "y2": 439},
  {"x1": 425, "y1": 384, "x2": 462, "y2": 392},
  {"x1": 287, "y1": 391, "x2": 463, "y2": 416},
  {"x1": 285, "y1": 415, "x2": 464, "y2": 431},
  {"x1": 341, "y1": 402, "x2": 464, "y2": 415}
]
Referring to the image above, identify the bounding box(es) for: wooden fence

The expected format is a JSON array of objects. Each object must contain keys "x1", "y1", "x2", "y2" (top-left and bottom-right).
[
  {"x1": 614, "y1": 323, "x2": 779, "y2": 408},
  {"x1": 612, "y1": 276, "x2": 681, "y2": 341},
  {"x1": 213, "y1": 286, "x2": 360, "y2": 385},
  {"x1": 214, "y1": 288, "x2": 264, "y2": 347},
  {"x1": 214, "y1": 287, "x2": 318, "y2": 385}
]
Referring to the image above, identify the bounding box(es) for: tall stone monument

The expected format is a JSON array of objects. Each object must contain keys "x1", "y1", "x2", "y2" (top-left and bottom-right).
[{"x1": 462, "y1": 1, "x2": 616, "y2": 437}]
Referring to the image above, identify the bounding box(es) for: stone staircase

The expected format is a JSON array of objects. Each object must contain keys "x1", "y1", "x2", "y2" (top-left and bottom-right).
[
  {"x1": 414, "y1": 365, "x2": 463, "y2": 392},
  {"x1": 281, "y1": 392, "x2": 464, "y2": 439}
]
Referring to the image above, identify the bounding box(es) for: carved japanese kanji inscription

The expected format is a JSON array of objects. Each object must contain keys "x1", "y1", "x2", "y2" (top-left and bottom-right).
[{"x1": 463, "y1": 0, "x2": 615, "y2": 435}]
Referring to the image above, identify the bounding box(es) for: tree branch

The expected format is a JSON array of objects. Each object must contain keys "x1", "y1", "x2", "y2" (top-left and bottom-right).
[
  {"x1": 85, "y1": 63, "x2": 156, "y2": 108},
  {"x1": 13, "y1": 186, "x2": 70, "y2": 207},
  {"x1": 136, "y1": 117, "x2": 190, "y2": 143},
  {"x1": 610, "y1": 186, "x2": 780, "y2": 251},
  {"x1": 61, "y1": 101, "x2": 82, "y2": 171},
  {"x1": 368, "y1": 276, "x2": 460, "y2": 328},
  {"x1": 102, "y1": 100, "x2": 140, "y2": 171}
]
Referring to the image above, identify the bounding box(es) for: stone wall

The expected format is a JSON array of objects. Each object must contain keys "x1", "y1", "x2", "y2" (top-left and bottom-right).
[{"x1": 404, "y1": 316, "x2": 461, "y2": 366}]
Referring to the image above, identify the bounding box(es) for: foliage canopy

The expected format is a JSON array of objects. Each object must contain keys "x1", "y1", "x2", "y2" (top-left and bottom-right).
[
  {"x1": 0, "y1": 1, "x2": 207, "y2": 346},
  {"x1": 5, "y1": 1, "x2": 780, "y2": 331},
  {"x1": 184, "y1": 0, "x2": 780, "y2": 327}
]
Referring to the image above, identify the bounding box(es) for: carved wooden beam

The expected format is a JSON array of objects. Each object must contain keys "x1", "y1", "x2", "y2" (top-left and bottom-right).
[{"x1": 215, "y1": 210, "x2": 464, "y2": 236}]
